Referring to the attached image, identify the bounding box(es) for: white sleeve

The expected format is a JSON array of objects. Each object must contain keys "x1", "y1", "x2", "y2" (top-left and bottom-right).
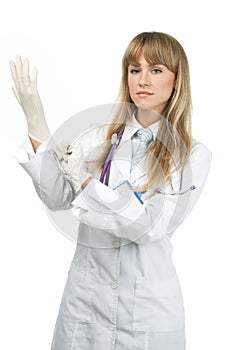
[
  {"x1": 12, "y1": 137, "x2": 47, "y2": 163},
  {"x1": 73, "y1": 141, "x2": 212, "y2": 245},
  {"x1": 12, "y1": 137, "x2": 83, "y2": 210},
  {"x1": 12, "y1": 127, "x2": 106, "y2": 211}
]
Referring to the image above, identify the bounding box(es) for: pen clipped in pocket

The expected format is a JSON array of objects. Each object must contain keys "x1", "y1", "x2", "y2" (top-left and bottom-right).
[{"x1": 112, "y1": 180, "x2": 145, "y2": 204}]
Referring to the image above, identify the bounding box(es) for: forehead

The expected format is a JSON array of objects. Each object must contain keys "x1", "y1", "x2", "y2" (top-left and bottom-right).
[
  {"x1": 126, "y1": 42, "x2": 176, "y2": 73},
  {"x1": 128, "y1": 54, "x2": 163, "y2": 67}
]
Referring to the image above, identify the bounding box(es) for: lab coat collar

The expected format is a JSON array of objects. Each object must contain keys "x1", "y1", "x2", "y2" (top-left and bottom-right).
[
  {"x1": 122, "y1": 112, "x2": 161, "y2": 141},
  {"x1": 113, "y1": 113, "x2": 161, "y2": 186}
]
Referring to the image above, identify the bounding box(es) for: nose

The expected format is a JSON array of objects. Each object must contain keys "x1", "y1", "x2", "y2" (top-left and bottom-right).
[{"x1": 138, "y1": 71, "x2": 150, "y2": 87}]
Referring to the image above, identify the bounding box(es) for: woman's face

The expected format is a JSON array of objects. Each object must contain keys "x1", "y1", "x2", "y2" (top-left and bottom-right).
[{"x1": 128, "y1": 53, "x2": 176, "y2": 115}]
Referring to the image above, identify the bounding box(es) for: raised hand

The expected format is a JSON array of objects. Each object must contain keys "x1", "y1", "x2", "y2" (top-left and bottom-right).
[{"x1": 9, "y1": 55, "x2": 51, "y2": 143}]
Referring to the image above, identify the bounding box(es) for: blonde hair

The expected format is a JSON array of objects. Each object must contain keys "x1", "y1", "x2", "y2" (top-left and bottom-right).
[{"x1": 87, "y1": 31, "x2": 192, "y2": 192}]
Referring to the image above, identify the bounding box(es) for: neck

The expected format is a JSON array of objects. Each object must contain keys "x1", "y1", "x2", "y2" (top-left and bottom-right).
[{"x1": 136, "y1": 108, "x2": 162, "y2": 128}]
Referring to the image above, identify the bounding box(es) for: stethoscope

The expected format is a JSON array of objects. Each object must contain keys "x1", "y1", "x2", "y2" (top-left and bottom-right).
[
  {"x1": 99, "y1": 128, "x2": 196, "y2": 199},
  {"x1": 99, "y1": 128, "x2": 125, "y2": 186}
]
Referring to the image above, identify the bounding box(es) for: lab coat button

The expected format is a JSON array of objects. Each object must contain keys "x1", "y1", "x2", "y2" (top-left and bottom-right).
[
  {"x1": 110, "y1": 281, "x2": 117, "y2": 289},
  {"x1": 108, "y1": 323, "x2": 115, "y2": 331},
  {"x1": 113, "y1": 241, "x2": 120, "y2": 248}
]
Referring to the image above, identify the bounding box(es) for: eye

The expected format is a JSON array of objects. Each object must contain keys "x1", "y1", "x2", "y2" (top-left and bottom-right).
[
  {"x1": 152, "y1": 68, "x2": 162, "y2": 74},
  {"x1": 129, "y1": 69, "x2": 140, "y2": 74}
]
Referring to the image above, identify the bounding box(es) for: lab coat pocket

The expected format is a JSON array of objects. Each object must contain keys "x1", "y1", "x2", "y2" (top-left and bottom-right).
[
  {"x1": 133, "y1": 276, "x2": 185, "y2": 332},
  {"x1": 60, "y1": 262, "x2": 94, "y2": 323}
]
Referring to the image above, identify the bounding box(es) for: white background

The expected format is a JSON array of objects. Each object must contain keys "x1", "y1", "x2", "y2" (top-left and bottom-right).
[{"x1": 0, "y1": 0, "x2": 232, "y2": 349}]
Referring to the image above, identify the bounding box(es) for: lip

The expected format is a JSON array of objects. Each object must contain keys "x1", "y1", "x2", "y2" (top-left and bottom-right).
[{"x1": 136, "y1": 91, "x2": 154, "y2": 97}]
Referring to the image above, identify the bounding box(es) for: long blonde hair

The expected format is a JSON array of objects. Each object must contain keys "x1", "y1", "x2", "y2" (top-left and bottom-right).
[{"x1": 88, "y1": 31, "x2": 192, "y2": 192}]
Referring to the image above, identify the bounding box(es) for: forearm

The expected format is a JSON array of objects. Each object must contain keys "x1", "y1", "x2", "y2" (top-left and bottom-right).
[
  {"x1": 20, "y1": 149, "x2": 76, "y2": 210},
  {"x1": 75, "y1": 179, "x2": 164, "y2": 244},
  {"x1": 74, "y1": 142, "x2": 212, "y2": 244}
]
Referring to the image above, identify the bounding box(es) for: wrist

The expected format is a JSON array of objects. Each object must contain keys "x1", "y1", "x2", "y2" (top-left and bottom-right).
[{"x1": 29, "y1": 136, "x2": 42, "y2": 153}]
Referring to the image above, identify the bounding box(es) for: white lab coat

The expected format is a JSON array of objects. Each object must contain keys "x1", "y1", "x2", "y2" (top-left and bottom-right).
[{"x1": 18, "y1": 118, "x2": 212, "y2": 350}]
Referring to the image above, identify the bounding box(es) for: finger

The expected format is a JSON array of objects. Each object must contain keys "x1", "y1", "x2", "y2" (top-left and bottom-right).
[
  {"x1": 12, "y1": 86, "x2": 21, "y2": 104},
  {"x1": 15, "y1": 55, "x2": 23, "y2": 82},
  {"x1": 31, "y1": 66, "x2": 38, "y2": 88},
  {"x1": 23, "y1": 57, "x2": 31, "y2": 85},
  {"x1": 9, "y1": 60, "x2": 19, "y2": 87}
]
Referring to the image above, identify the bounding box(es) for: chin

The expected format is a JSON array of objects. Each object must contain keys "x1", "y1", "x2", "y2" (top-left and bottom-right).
[{"x1": 137, "y1": 104, "x2": 155, "y2": 112}]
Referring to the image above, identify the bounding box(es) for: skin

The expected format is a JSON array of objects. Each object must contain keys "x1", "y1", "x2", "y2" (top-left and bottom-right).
[
  {"x1": 29, "y1": 137, "x2": 41, "y2": 152},
  {"x1": 128, "y1": 53, "x2": 176, "y2": 127}
]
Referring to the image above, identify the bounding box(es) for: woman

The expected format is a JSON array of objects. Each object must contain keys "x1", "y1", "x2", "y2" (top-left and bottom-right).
[{"x1": 10, "y1": 32, "x2": 212, "y2": 350}]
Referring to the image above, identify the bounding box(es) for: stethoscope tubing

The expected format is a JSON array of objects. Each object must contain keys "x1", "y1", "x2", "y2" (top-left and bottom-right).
[
  {"x1": 100, "y1": 128, "x2": 124, "y2": 186},
  {"x1": 100, "y1": 129, "x2": 196, "y2": 196}
]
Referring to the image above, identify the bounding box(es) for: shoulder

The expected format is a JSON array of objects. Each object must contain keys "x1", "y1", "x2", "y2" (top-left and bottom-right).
[
  {"x1": 170, "y1": 138, "x2": 212, "y2": 192},
  {"x1": 171, "y1": 137, "x2": 212, "y2": 174},
  {"x1": 190, "y1": 137, "x2": 212, "y2": 164}
]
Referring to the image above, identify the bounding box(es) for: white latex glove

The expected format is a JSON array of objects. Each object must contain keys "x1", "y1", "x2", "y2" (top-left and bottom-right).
[
  {"x1": 9, "y1": 55, "x2": 51, "y2": 143},
  {"x1": 60, "y1": 140, "x2": 92, "y2": 193}
]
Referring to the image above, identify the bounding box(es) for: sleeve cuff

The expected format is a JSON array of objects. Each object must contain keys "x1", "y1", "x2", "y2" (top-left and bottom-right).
[
  {"x1": 72, "y1": 178, "x2": 144, "y2": 221},
  {"x1": 12, "y1": 136, "x2": 47, "y2": 163}
]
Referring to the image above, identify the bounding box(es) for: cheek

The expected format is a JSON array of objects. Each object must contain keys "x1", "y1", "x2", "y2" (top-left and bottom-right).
[
  {"x1": 128, "y1": 76, "x2": 134, "y2": 90},
  {"x1": 128, "y1": 78, "x2": 137, "y2": 98},
  {"x1": 160, "y1": 76, "x2": 175, "y2": 94}
]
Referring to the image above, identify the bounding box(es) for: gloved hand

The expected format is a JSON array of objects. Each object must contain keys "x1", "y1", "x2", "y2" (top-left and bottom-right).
[
  {"x1": 9, "y1": 55, "x2": 51, "y2": 143},
  {"x1": 60, "y1": 140, "x2": 92, "y2": 192}
]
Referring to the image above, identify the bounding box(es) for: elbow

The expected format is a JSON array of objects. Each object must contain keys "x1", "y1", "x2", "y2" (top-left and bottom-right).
[
  {"x1": 44, "y1": 199, "x2": 73, "y2": 211},
  {"x1": 133, "y1": 228, "x2": 166, "y2": 245},
  {"x1": 42, "y1": 192, "x2": 74, "y2": 211},
  {"x1": 132, "y1": 214, "x2": 167, "y2": 245}
]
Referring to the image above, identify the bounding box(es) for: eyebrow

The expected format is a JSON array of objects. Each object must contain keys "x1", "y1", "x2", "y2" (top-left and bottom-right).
[{"x1": 128, "y1": 63, "x2": 164, "y2": 68}]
